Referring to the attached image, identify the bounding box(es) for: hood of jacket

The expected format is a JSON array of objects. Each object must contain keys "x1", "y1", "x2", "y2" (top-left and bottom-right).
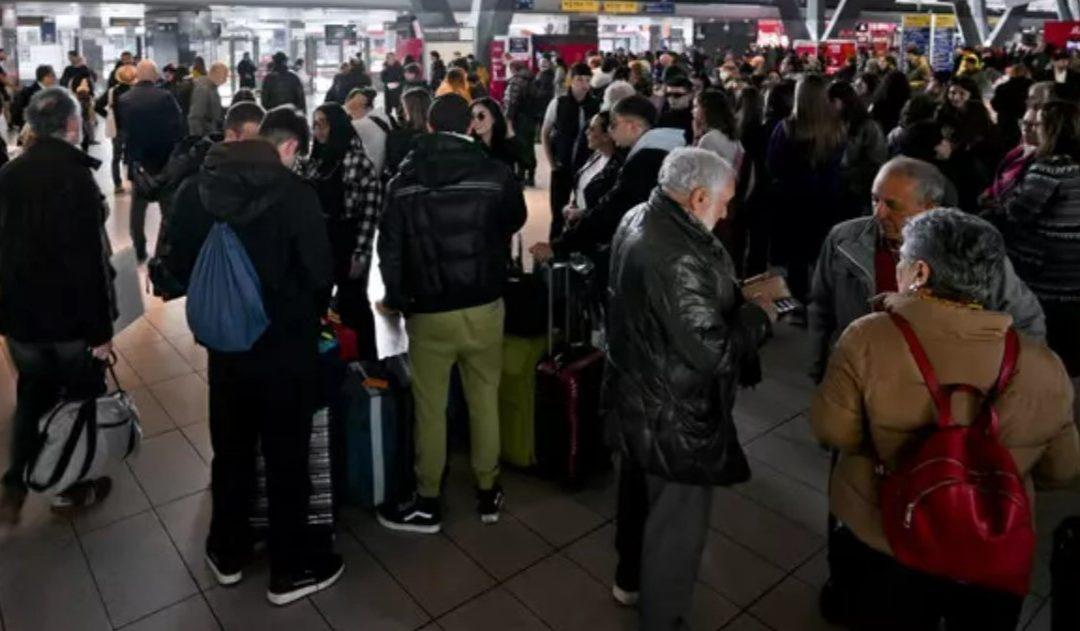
[
  {"x1": 397, "y1": 133, "x2": 490, "y2": 188},
  {"x1": 197, "y1": 139, "x2": 291, "y2": 225},
  {"x1": 628, "y1": 127, "x2": 686, "y2": 160}
]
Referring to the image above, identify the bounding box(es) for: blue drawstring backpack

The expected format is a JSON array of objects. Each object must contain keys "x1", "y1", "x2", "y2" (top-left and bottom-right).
[{"x1": 185, "y1": 222, "x2": 270, "y2": 352}]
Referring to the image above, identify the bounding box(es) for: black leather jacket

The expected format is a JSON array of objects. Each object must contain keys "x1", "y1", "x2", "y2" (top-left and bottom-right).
[
  {"x1": 378, "y1": 133, "x2": 527, "y2": 314},
  {"x1": 603, "y1": 191, "x2": 770, "y2": 485},
  {"x1": 260, "y1": 65, "x2": 306, "y2": 113}
]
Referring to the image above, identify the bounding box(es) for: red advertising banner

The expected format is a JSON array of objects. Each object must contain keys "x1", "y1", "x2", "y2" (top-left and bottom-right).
[
  {"x1": 489, "y1": 38, "x2": 508, "y2": 102},
  {"x1": 1044, "y1": 21, "x2": 1080, "y2": 48},
  {"x1": 822, "y1": 39, "x2": 857, "y2": 73}
]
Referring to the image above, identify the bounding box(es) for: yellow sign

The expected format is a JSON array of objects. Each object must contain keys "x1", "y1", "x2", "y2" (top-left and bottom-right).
[
  {"x1": 902, "y1": 14, "x2": 932, "y2": 28},
  {"x1": 932, "y1": 14, "x2": 957, "y2": 28},
  {"x1": 562, "y1": 0, "x2": 600, "y2": 11},
  {"x1": 603, "y1": 1, "x2": 640, "y2": 13}
]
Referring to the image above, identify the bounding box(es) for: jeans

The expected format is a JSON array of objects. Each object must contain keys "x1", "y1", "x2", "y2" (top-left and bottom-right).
[
  {"x1": 405, "y1": 300, "x2": 504, "y2": 498},
  {"x1": 830, "y1": 524, "x2": 1023, "y2": 631},
  {"x1": 206, "y1": 364, "x2": 332, "y2": 577},
  {"x1": 111, "y1": 138, "x2": 125, "y2": 187},
  {"x1": 3, "y1": 339, "x2": 106, "y2": 492},
  {"x1": 614, "y1": 457, "x2": 714, "y2": 631},
  {"x1": 129, "y1": 185, "x2": 170, "y2": 259}
]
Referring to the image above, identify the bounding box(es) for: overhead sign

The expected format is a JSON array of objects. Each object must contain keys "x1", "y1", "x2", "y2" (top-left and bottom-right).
[
  {"x1": 515, "y1": 0, "x2": 534, "y2": 9},
  {"x1": 604, "y1": 1, "x2": 640, "y2": 13},
  {"x1": 562, "y1": 0, "x2": 600, "y2": 11},
  {"x1": 642, "y1": 2, "x2": 675, "y2": 14},
  {"x1": 931, "y1": 14, "x2": 957, "y2": 71},
  {"x1": 901, "y1": 14, "x2": 931, "y2": 71}
]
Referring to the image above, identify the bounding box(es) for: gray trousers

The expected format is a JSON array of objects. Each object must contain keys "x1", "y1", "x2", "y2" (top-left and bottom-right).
[{"x1": 615, "y1": 458, "x2": 714, "y2": 631}]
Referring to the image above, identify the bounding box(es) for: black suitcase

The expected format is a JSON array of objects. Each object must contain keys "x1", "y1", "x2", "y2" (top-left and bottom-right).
[{"x1": 1052, "y1": 516, "x2": 1080, "y2": 630}]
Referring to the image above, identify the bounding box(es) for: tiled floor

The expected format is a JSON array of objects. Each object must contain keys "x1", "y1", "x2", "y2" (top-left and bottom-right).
[{"x1": 0, "y1": 130, "x2": 1070, "y2": 631}]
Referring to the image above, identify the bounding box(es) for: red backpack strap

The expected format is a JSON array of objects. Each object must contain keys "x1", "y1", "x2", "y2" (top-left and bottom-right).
[
  {"x1": 890, "y1": 313, "x2": 954, "y2": 427},
  {"x1": 993, "y1": 328, "x2": 1020, "y2": 396}
]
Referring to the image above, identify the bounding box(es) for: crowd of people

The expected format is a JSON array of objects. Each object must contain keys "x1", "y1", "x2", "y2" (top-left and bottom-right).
[{"x1": 1, "y1": 37, "x2": 1080, "y2": 630}]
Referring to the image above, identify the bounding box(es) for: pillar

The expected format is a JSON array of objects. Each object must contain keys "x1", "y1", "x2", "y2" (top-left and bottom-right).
[
  {"x1": 967, "y1": 0, "x2": 990, "y2": 44},
  {"x1": 822, "y1": 0, "x2": 874, "y2": 42},
  {"x1": 986, "y1": 4, "x2": 1028, "y2": 47},
  {"x1": 410, "y1": 0, "x2": 458, "y2": 30},
  {"x1": 805, "y1": 0, "x2": 825, "y2": 42},
  {"x1": 951, "y1": 2, "x2": 983, "y2": 47},
  {"x1": 473, "y1": 0, "x2": 515, "y2": 67},
  {"x1": 773, "y1": 0, "x2": 810, "y2": 42},
  {"x1": 1056, "y1": 0, "x2": 1072, "y2": 20}
]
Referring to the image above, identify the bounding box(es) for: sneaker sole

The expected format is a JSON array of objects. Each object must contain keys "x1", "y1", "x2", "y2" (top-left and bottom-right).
[
  {"x1": 266, "y1": 562, "x2": 346, "y2": 607},
  {"x1": 480, "y1": 513, "x2": 500, "y2": 524},
  {"x1": 612, "y1": 585, "x2": 640, "y2": 607},
  {"x1": 205, "y1": 557, "x2": 243, "y2": 587},
  {"x1": 376, "y1": 513, "x2": 441, "y2": 534}
]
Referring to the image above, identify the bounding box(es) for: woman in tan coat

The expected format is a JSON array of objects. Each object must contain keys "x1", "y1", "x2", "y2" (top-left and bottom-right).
[{"x1": 811, "y1": 208, "x2": 1080, "y2": 631}]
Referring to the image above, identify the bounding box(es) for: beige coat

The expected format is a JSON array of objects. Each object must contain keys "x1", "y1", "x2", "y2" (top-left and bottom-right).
[{"x1": 811, "y1": 294, "x2": 1080, "y2": 555}]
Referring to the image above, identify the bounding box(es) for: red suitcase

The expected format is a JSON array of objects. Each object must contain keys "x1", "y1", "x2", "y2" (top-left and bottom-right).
[{"x1": 534, "y1": 261, "x2": 609, "y2": 487}]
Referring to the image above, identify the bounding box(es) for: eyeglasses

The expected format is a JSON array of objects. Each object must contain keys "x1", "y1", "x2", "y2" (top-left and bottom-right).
[{"x1": 472, "y1": 111, "x2": 487, "y2": 122}]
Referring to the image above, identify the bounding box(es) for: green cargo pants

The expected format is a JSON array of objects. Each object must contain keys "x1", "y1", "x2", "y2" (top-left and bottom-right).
[{"x1": 406, "y1": 300, "x2": 504, "y2": 498}]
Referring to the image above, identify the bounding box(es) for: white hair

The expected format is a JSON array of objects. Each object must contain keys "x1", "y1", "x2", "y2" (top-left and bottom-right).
[
  {"x1": 602, "y1": 80, "x2": 637, "y2": 112},
  {"x1": 658, "y1": 148, "x2": 734, "y2": 198}
]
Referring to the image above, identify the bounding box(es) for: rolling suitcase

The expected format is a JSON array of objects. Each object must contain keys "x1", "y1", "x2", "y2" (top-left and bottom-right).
[
  {"x1": 1052, "y1": 516, "x2": 1080, "y2": 630},
  {"x1": 498, "y1": 335, "x2": 547, "y2": 468},
  {"x1": 534, "y1": 261, "x2": 608, "y2": 488},
  {"x1": 338, "y1": 358, "x2": 414, "y2": 509}
]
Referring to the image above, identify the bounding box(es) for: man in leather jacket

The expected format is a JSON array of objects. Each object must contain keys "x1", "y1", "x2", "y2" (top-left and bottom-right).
[
  {"x1": 808, "y1": 157, "x2": 1045, "y2": 383},
  {"x1": 605, "y1": 148, "x2": 775, "y2": 629},
  {"x1": 376, "y1": 94, "x2": 527, "y2": 533}
]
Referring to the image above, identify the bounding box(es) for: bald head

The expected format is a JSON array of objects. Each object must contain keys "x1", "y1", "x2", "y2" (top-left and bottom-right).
[
  {"x1": 135, "y1": 59, "x2": 159, "y2": 82},
  {"x1": 209, "y1": 62, "x2": 229, "y2": 85}
]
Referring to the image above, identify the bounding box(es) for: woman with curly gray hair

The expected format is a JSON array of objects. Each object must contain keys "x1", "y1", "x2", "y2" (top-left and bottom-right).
[{"x1": 811, "y1": 208, "x2": 1080, "y2": 631}]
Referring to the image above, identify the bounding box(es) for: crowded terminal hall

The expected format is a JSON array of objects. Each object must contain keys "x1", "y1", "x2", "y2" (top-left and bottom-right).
[{"x1": 2, "y1": 1, "x2": 1080, "y2": 629}]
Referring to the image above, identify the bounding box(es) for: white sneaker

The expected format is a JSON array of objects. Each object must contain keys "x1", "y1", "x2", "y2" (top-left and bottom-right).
[{"x1": 612, "y1": 584, "x2": 640, "y2": 607}]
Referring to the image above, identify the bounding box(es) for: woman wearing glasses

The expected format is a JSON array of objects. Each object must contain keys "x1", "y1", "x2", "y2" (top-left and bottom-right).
[
  {"x1": 470, "y1": 98, "x2": 527, "y2": 179},
  {"x1": 297, "y1": 103, "x2": 383, "y2": 358}
]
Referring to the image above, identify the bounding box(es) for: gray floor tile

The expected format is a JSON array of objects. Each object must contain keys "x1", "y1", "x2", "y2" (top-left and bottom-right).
[
  {"x1": 744, "y1": 431, "x2": 831, "y2": 494},
  {"x1": 0, "y1": 493, "x2": 75, "y2": 550},
  {"x1": 505, "y1": 554, "x2": 636, "y2": 631},
  {"x1": 149, "y1": 373, "x2": 209, "y2": 427},
  {"x1": 502, "y1": 472, "x2": 607, "y2": 547},
  {"x1": 82, "y1": 511, "x2": 198, "y2": 627},
  {"x1": 793, "y1": 549, "x2": 829, "y2": 590},
  {"x1": 710, "y1": 488, "x2": 824, "y2": 570},
  {"x1": 156, "y1": 491, "x2": 216, "y2": 590},
  {"x1": 1021, "y1": 594, "x2": 1046, "y2": 630},
  {"x1": 749, "y1": 578, "x2": 843, "y2": 631},
  {"x1": 722, "y1": 614, "x2": 774, "y2": 631},
  {"x1": 418, "y1": 625, "x2": 443, "y2": 631},
  {"x1": 0, "y1": 537, "x2": 111, "y2": 631},
  {"x1": 438, "y1": 587, "x2": 547, "y2": 631},
  {"x1": 349, "y1": 513, "x2": 493, "y2": 616},
  {"x1": 733, "y1": 458, "x2": 829, "y2": 536},
  {"x1": 119, "y1": 339, "x2": 194, "y2": 386},
  {"x1": 687, "y1": 583, "x2": 741, "y2": 631},
  {"x1": 568, "y1": 468, "x2": 619, "y2": 519},
  {"x1": 128, "y1": 430, "x2": 210, "y2": 506},
  {"x1": 310, "y1": 535, "x2": 429, "y2": 631},
  {"x1": 129, "y1": 387, "x2": 177, "y2": 438},
  {"x1": 181, "y1": 421, "x2": 213, "y2": 465},
  {"x1": 698, "y1": 530, "x2": 785, "y2": 607},
  {"x1": 1026, "y1": 599, "x2": 1050, "y2": 631},
  {"x1": 72, "y1": 461, "x2": 151, "y2": 534},
  {"x1": 120, "y1": 594, "x2": 220, "y2": 631},
  {"x1": 205, "y1": 573, "x2": 331, "y2": 631},
  {"x1": 442, "y1": 508, "x2": 553, "y2": 581}
]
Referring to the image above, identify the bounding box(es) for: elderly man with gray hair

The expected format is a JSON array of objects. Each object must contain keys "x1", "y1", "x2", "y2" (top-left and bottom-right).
[
  {"x1": 808, "y1": 156, "x2": 1045, "y2": 384},
  {"x1": 605, "y1": 147, "x2": 775, "y2": 630}
]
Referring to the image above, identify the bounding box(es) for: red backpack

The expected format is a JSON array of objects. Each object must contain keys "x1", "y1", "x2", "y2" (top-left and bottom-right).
[{"x1": 878, "y1": 313, "x2": 1034, "y2": 596}]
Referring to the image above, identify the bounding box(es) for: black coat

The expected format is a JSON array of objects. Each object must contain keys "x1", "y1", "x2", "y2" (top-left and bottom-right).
[
  {"x1": 163, "y1": 140, "x2": 333, "y2": 377},
  {"x1": 261, "y1": 65, "x2": 306, "y2": 113},
  {"x1": 378, "y1": 133, "x2": 527, "y2": 315},
  {"x1": 325, "y1": 67, "x2": 371, "y2": 104},
  {"x1": 603, "y1": 191, "x2": 770, "y2": 485},
  {"x1": 10, "y1": 82, "x2": 43, "y2": 130},
  {"x1": 0, "y1": 138, "x2": 115, "y2": 346},
  {"x1": 237, "y1": 58, "x2": 257, "y2": 88},
  {"x1": 119, "y1": 81, "x2": 185, "y2": 173}
]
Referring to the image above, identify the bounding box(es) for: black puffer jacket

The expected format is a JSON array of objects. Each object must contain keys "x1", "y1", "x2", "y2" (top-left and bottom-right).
[
  {"x1": 260, "y1": 65, "x2": 306, "y2": 112},
  {"x1": 603, "y1": 191, "x2": 771, "y2": 485},
  {"x1": 378, "y1": 133, "x2": 527, "y2": 314}
]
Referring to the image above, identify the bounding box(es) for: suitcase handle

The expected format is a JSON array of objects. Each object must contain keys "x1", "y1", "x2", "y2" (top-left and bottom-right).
[{"x1": 546, "y1": 261, "x2": 572, "y2": 357}]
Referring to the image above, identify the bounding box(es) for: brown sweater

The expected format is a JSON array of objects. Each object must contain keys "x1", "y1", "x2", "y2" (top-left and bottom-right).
[{"x1": 811, "y1": 293, "x2": 1080, "y2": 555}]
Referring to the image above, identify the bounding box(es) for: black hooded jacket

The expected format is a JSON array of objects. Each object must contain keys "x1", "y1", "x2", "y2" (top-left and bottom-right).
[
  {"x1": 164, "y1": 140, "x2": 333, "y2": 375},
  {"x1": 261, "y1": 63, "x2": 306, "y2": 113},
  {"x1": 378, "y1": 133, "x2": 527, "y2": 314},
  {"x1": 603, "y1": 191, "x2": 771, "y2": 485}
]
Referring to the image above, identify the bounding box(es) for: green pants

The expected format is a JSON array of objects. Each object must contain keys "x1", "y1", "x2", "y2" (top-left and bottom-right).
[{"x1": 406, "y1": 300, "x2": 505, "y2": 498}]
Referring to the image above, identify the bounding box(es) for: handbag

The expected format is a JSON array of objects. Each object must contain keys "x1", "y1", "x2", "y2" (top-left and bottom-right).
[{"x1": 24, "y1": 359, "x2": 142, "y2": 494}]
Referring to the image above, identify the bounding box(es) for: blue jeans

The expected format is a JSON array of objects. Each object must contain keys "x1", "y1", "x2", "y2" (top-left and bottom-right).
[{"x1": 3, "y1": 339, "x2": 106, "y2": 492}]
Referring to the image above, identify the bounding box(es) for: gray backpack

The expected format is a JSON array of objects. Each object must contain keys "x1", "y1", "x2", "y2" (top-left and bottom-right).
[{"x1": 25, "y1": 364, "x2": 142, "y2": 494}]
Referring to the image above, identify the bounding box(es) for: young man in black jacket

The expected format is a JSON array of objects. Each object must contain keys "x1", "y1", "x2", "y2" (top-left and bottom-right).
[
  {"x1": 119, "y1": 59, "x2": 185, "y2": 262},
  {"x1": 376, "y1": 94, "x2": 527, "y2": 533},
  {"x1": 540, "y1": 62, "x2": 600, "y2": 237},
  {"x1": 261, "y1": 52, "x2": 306, "y2": 113},
  {"x1": 163, "y1": 106, "x2": 340, "y2": 606},
  {"x1": 0, "y1": 88, "x2": 116, "y2": 523}
]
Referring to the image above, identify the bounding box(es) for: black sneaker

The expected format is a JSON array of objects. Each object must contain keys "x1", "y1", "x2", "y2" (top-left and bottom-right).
[
  {"x1": 377, "y1": 493, "x2": 441, "y2": 534},
  {"x1": 205, "y1": 551, "x2": 244, "y2": 587},
  {"x1": 477, "y1": 486, "x2": 504, "y2": 525},
  {"x1": 267, "y1": 554, "x2": 345, "y2": 607}
]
